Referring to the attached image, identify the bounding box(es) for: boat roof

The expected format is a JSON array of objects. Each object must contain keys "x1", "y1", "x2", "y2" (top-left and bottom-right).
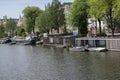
[{"x1": 76, "y1": 37, "x2": 120, "y2": 40}]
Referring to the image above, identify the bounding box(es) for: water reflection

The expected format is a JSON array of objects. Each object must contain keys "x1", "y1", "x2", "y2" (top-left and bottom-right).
[{"x1": 0, "y1": 44, "x2": 120, "y2": 80}]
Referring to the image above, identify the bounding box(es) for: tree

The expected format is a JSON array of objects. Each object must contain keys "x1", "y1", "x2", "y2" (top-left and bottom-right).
[
  {"x1": 0, "y1": 24, "x2": 6, "y2": 38},
  {"x1": 23, "y1": 6, "x2": 43, "y2": 34},
  {"x1": 46, "y1": 0, "x2": 65, "y2": 33},
  {"x1": 6, "y1": 19, "x2": 17, "y2": 37},
  {"x1": 35, "y1": 12, "x2": 49, "y2": 33},
  {"x1": 16, "y1": 28, "x2": 26, "y2": 37},
  {"x1": 69, "y1": 0, "x2": 88, "y2": 36},
  {"x1": 115, "y1": 0, "x2": 120, "y2": 21},
  {"x1": 88, "y1": 0, "x2": 107, "y2": 35},
  {"x1": 103, "y1": 0, "x2": 117, "y2": 36},
  {"x1": 88, "y1": 0, "x2": 120, "y2": 36}
]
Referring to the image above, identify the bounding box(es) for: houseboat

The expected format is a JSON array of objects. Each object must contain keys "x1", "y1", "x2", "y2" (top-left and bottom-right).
[{"x1": 74, "y1": 37, "x2": 108, "y2": 52}]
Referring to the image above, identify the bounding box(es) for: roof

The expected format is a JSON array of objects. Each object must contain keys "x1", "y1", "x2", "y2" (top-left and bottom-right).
[
  {"x1": 63, "y1": 2, "x2": 72, "y2": 6},
  {"x1": 48, "y1": 33, "x2": 73, "y2": 36},
  {"x1": 75, "y1": 37, "x2": 120, "y2": 40}
]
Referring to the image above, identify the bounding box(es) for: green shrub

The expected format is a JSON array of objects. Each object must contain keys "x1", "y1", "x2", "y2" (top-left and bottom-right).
[
  {"x1": 97, "y1": 32, "x2": 107, "y2": 37},
  {"x1": 16, "y1": 28, "x2": 26, "y2": 37}
]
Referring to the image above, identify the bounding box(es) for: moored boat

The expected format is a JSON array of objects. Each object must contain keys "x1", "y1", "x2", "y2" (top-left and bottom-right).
[
  {"x1": 69, "y1": 46, "x2": 88, "y2": 52},
  {"x1": 1, "y1": 37, "x2": 12, "y2": 44},
  {"x1": 87, "y1": 47, "x2": 108, "y2": 52}
]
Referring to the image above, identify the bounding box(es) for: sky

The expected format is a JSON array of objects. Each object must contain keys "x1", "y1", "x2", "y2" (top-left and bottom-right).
[{"x1": 0, "y1": 0, "x2": 73, "y2": 18}]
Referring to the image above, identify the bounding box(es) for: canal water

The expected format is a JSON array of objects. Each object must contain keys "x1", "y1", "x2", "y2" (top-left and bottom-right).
[{"x1": 0, "y1": 44, "x2": 120, "y2": 80}]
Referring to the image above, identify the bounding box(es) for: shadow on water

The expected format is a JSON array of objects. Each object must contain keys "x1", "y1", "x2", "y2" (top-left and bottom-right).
[{"x1": 0, "y1": 44, "x2": 120, "y2": 80}]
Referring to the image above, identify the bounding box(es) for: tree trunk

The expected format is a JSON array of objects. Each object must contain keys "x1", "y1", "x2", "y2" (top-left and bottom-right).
[
  {"x1": 111, "y1": 22, "x2": 115, "y2": 37},
  {"x1": 78, "y1": 27, "x2": 81, "y2": 35},
  {"x1": 63, "y1": 25, "x2": 67, "y2": 34},
  {"x1": 50, "y1": 28, "x2": 52, "y2": 34},
  {"x1": 109, "y1": 8, "x2": 114, "y2": 37},
  {"x1": 95, "y1": 19, "x2": 97, "y2": 32},
  {"x1": 98, "y1": 18, "x2": 102, "y2": 36},
  {"x1": 112, "y1": 28, "x2": 114, "y2": 37},
  {"x1": 33, "y1": 27, "x2": 35, "y2": 34},
  {"x1": 57, "y1": 28, "x2": 59, "y2": 33}
]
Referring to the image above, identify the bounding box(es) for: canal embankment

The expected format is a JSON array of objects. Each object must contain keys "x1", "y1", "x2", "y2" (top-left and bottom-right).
[{"x1": 1, "y1": 35, "x2": 120, "y2": 52}]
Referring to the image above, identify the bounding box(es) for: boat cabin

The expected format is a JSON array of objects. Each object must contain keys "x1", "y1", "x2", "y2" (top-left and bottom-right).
[
  {"x1": 43, "y1": 33, "x2": 76, "y2": 47},
  {"x1": 75, "y1": 38, "x2": 106, "y2": 48}
]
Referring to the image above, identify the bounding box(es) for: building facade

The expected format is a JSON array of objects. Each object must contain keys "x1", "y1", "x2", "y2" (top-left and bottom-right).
[
  {"x1": 63, "y1": 2, "x2": 73, "y2": 33},
  {"x1": 0, "y1": 15, "x2": 23, "y2": 27}
]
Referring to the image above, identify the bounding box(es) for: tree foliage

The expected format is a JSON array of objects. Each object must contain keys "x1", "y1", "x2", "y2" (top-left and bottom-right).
[
  {"x1": 46, "y1": 0, "x2": 65, "y2": 32},
  {"x1": 88, "y1": 0, "x2": 120, "y2": 36},
  {"x1": 103, "y1": 0, "x2": 117, "y2": 36},
  {"x1": 70, "y1": 0, "x2": 88, "y2": 36},
  {"x1": 35, "y1": 12, "x2": 49, "y2": 33},
  {"x1": 0, "y1": 24, "x2": 6, "y2": 38},
  {"x1": 88, "y1": 0, "x2": 107, "y2": 35},
  {"x1": 23, "y1": 6, "x2": 43, "y2": 34},
  {"x1": 16, "y1": 28, "x2": 26, "y2": 37},
  {"x1": 88, "y1": 0, "x2": 107, "y2": 19},
  {"x1": 6, "y1": 19, "x2": 17, "y2": 36}
]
